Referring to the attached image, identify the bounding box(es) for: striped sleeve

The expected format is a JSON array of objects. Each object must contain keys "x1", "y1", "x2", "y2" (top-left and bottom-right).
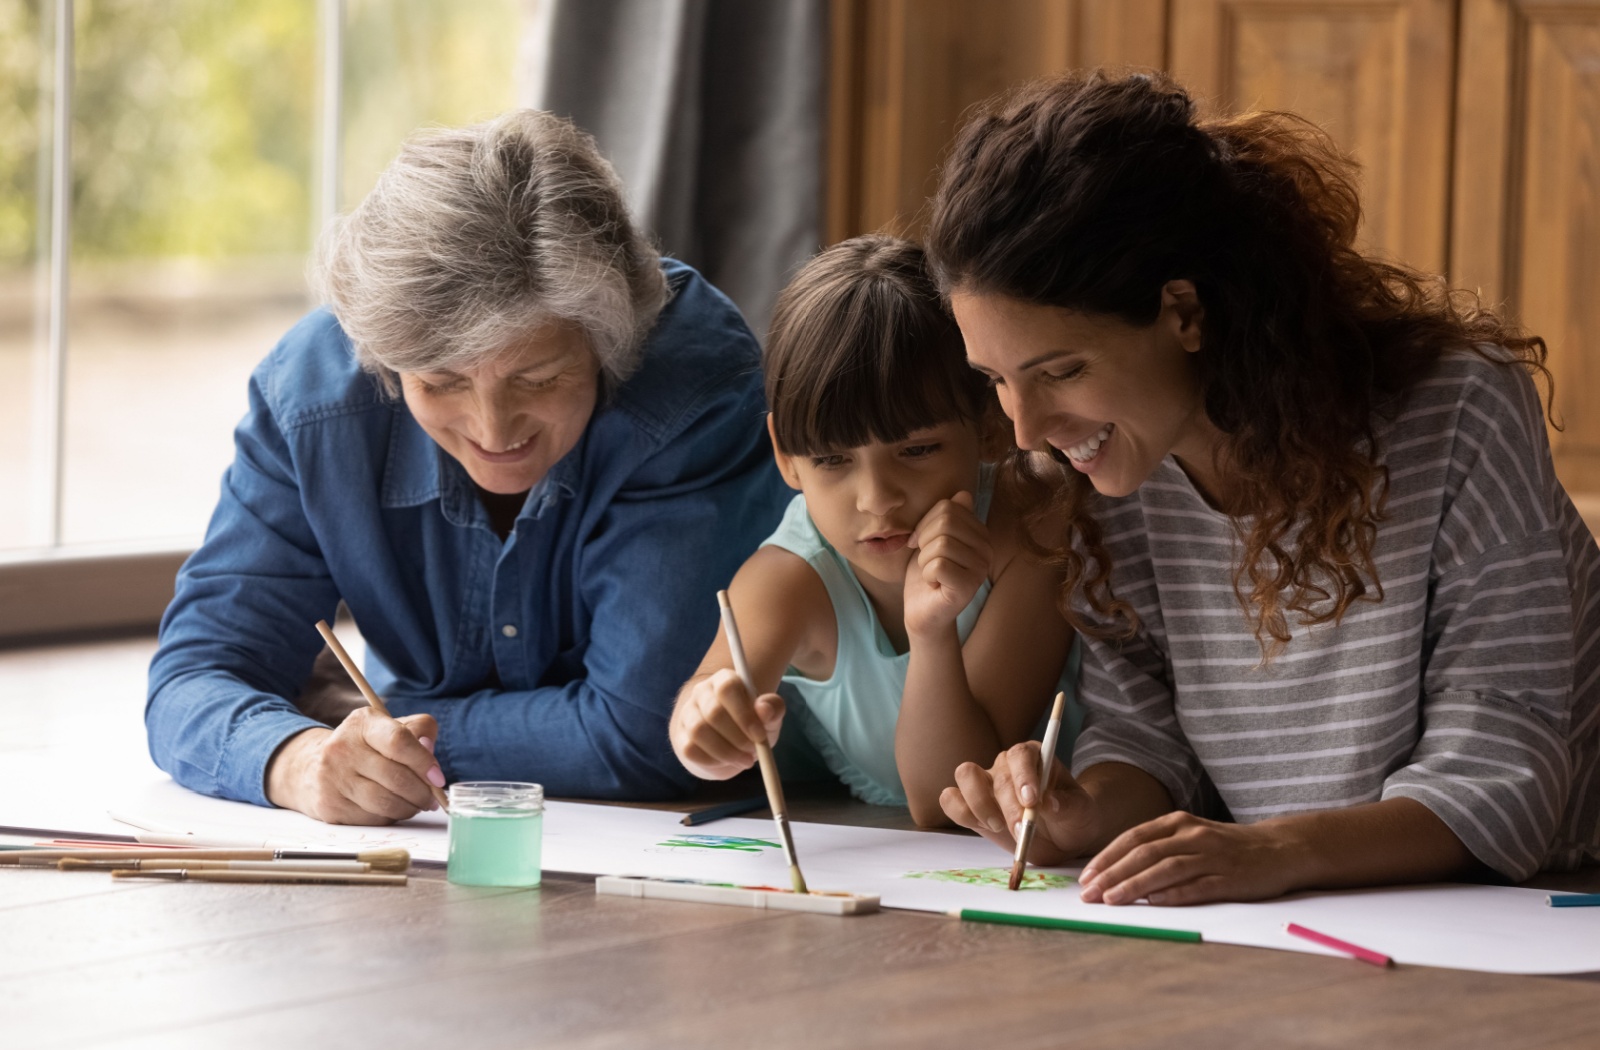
[
  {"x1": 1071, "y1": 626, "x2": 1208, "y2": 813},
  {"x1": 1381, "y1": 364, "x2": 1575, "y2": 880}
]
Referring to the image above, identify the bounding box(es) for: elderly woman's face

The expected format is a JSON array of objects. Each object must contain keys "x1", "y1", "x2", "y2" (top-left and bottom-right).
[{"x1": 399, "y1": 323, "x2": 601, "y2": 495}]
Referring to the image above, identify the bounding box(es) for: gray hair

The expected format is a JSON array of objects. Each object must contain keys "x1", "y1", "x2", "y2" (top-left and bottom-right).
[{"x1": 312, "y1": 109, "x2": 668, "y2": 394}]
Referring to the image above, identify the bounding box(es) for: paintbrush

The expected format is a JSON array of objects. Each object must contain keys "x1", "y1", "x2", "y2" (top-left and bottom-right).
[
  {"x1": 717, "y1": 589, "x2": 809, "y2": 895},
  {"x1": 315, "y1": 619, "x2": 450, "y2": 811},
  {"x1": 60, "y1": 858, "x2": 376, "y2": 874},
  {"x1": 1009, "y1": 691, "x2": 1067, "y2": 891},
  {"x1": 0, "y1": 846, "x2": 410, "y2": 872},
  {"x1": 112, "y1": 869, "x2": 406, "y2": 886}
]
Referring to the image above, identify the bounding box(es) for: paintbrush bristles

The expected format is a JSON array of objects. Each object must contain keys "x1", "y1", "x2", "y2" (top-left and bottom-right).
[{"x1": 354, "y1": 848, "x2": 411, "y2": 873}]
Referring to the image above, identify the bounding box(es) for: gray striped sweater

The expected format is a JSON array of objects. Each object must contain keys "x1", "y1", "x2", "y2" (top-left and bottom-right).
[{"x1": 1069, "y1": 349, "x2": 1600, "y2": 880}]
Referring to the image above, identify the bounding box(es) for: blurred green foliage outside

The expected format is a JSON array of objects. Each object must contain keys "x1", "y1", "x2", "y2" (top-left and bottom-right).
[{"x1": 0, "y1": 0, "x2": 519, "y2": 267}]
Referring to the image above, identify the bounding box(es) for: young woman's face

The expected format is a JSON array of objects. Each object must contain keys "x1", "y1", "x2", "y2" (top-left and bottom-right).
[
  {"x1": 771, "y1": 418, "x2": 983, "y2": 589},
  {"x1": 950, "y1": 284, "x2": 1212, "y2": 500},
  {"x1": 399, "y1": 324, "x2": 601, "y2": 495}
]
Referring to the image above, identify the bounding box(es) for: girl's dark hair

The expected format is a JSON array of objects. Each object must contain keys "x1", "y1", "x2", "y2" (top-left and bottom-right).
[
  {"x1": 927, "y1": 70, "x2": 1551, "y2": 655},
  {"x1": 765, "y1": 235, "x2": 988, "y2": 456}
]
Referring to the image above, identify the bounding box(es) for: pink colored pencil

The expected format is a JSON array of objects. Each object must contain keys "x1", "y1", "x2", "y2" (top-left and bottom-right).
[{"x1": 1285, "y1": 922, "x2": 1393, "y2": 967}]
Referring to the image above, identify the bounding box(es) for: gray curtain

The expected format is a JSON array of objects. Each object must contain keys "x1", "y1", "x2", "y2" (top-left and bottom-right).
[{"x1": 521, "y1": 0, "x2": 826, "y2": 337}]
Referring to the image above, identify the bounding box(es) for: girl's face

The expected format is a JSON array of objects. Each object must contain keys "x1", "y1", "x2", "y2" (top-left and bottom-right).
[
  {"x1": 950, "y1": 283, "x2": 1218, "y2": 501},
  {"x1": 770, "y1": 417, "x2": 983, "y2": 588},
  {"x1": 400, "y1": 323, "x2": 601, "y2": 495}
]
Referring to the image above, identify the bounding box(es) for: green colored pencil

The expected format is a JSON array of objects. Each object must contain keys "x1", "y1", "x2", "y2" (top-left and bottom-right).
[{"x1": 948, "y1": 908, "x2": 1202, "y2": 943}]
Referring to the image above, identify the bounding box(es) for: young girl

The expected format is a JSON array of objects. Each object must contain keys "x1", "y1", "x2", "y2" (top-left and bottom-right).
[{"x1": 668, "y1": 236, "x2": 1079, "y2": 826}]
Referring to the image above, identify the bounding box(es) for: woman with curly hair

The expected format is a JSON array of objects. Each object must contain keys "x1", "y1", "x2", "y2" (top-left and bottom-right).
[{"x1": 929, "y1": 70, "x2": 1600, "y2": 904}]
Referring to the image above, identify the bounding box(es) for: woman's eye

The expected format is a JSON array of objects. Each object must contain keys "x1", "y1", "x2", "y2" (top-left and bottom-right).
[
  {"x1": 416, "y1": 378, "x2": 464, "y2": 394},
  {"x1": 517, "y1": 374, "x2": 561, "y2": 391},
  {"x1": 982, "y1": 374, "x2": 1003, "y2": 389},
  {"x1": 1041, "y1": 364, "x2": 1084, "y2": 383}
]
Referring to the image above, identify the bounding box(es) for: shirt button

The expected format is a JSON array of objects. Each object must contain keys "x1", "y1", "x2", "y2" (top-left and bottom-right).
[{"x1": 501, "y1": 624, "x2": 518, "y2": 638}]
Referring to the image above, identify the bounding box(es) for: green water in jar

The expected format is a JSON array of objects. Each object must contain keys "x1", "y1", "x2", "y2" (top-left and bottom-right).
[{"x1": 447, "y1": 809, "x2": 543, "y2": 887}]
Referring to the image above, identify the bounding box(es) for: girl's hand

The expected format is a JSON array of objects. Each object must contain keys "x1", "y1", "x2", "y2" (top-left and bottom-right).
[
  {"x1": 938, "y1": 741, "x2": 1101, "y2": 864},
  {"x1": 669, "y1": 668, "x2": 786, "y2": 780},
  {"x1": 1078, "y1": 813, "x2": 1306, "y2": 906},
  {"x1": 904, "y1": 491, "x2": 993, "y2": 639}
]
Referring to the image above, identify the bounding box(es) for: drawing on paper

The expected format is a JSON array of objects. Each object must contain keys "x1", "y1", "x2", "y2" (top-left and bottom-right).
[
  {"x1": 653, "y1": 834, "x2": 782, "y2": 853},
  {"x1": 903, "y1": 867, "x2": 1076, "y2": 890}
]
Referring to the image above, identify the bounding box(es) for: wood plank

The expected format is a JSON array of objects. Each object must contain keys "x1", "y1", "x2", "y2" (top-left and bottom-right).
[
  {"x1": 0, "y1": 871, "x2": 779, "y2": 1048},
  {"x1": 1169, "y1": 0, "x2": 1457, "y2": 273},
  {"x1": 828, "y1": 0, "x2": 1166, "y2": 241}
]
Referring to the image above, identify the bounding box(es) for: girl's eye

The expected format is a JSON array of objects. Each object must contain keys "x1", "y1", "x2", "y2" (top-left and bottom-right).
[
  {"x1": 811, "y1": 454, "x2": 847, "y2": 469},
  {"x1": 902, "y1": 443, "x2": 940, "y2": 459}
]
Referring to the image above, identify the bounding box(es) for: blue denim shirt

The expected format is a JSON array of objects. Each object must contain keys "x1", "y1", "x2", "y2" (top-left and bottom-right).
[{"x1": 147, "y1": 261, "x2": 789, "y2": 806}]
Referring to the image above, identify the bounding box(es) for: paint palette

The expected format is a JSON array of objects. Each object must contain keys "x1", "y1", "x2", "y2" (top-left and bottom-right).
[{"x1": 596, "y1": 875, "x2": 879, "y2": 914}]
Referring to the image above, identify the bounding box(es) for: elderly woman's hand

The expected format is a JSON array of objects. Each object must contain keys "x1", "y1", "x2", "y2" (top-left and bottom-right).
[
  {"x1": 265, "y1": 709, "x2": 444, "y2": 825},
  {"x1": 670, "y1": 668, "x2": 786, "y2": 781}
]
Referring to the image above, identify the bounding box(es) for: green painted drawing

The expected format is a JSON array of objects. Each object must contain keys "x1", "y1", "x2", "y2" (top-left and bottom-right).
[
  {"x1": 903, "y1": 867, "x2": 1077, "y2": 891},
  {"x1": 655, "y1": 834, "x2": 781, "y2": 853}
]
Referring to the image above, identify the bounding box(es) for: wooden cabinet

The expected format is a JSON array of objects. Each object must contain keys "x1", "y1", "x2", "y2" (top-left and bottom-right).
[{"x1": 827, "y1": 0, "x2": 1600, "y2": 501}]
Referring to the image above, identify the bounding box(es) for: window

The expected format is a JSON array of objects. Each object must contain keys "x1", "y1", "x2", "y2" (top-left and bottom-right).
[{"x1": 0, "y1": 0, "x2": 524, "y2": 636}]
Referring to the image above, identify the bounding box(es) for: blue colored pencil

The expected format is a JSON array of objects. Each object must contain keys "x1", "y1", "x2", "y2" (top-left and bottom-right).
[
  {"x1": 1547, "y1": 893, "x2": 1600, "y2": 907},
  {"x1": 681, "y1": 796, "x2": 768, "y2": 826}
]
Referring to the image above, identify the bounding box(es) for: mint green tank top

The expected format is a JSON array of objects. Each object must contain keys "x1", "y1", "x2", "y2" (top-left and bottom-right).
[{"x1": 763, "y1": 466, "x2": 1081, "y2": 807}]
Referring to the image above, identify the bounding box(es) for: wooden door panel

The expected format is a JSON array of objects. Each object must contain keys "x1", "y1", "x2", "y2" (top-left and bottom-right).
[
  {"x1": 1456, "y1": 1, "x2": 1600, "y2": 494},
  {"x1": 1170, "y1": 0, "x2": 1456, "y2": 273},
  {"x1": 827, "y1": 0, "x2": 1167, "y2": 242}
]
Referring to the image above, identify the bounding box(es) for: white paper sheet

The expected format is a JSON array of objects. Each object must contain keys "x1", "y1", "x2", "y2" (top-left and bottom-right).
[{"x1": 5, "y1": 772, "x2": 1598, "y2": 975}]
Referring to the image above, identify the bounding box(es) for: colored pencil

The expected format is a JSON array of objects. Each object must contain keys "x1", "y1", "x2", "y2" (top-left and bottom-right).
[
  {"x1": 681, "y1": 796, "x2": 769, "y2": 826},
  {"x1": 717, "y1": 589, "x2": 808, "y2": 895},
  {"x1": 1285, "y1": 922, "x2": 1392, "y2": 967},
  {"x1": 315, "y1": 619, "x2": 450, "y2": 811},
  {"x1": 1548, "y1": 893, "x2": 1600, "y2": 907},
  {"x1": 1010, "y1": 692, "x2": 1067, "y2": 891},
  {"x1": 112, "y1": 869, "x2": 406, "y2": 886},
  {"x1": 949, "y1": 908, "x2": 1201, "y2": 943}
]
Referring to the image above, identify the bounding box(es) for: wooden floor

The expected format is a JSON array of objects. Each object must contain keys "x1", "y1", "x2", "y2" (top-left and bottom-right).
[{"x1": 3, "y1": 634, "x2": 1599, "y2": 1049}]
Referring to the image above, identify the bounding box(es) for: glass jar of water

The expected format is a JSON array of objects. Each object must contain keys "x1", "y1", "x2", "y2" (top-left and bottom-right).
[{"x1": 447, "y1": 781, "x2": 544, "y2": 887}]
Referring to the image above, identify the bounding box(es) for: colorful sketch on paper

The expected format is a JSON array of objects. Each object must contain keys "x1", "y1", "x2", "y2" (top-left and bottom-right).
[
  {"x1": 903, "y1": 867, "x2": 1077, "y2": 891},
  {"x1": 654, "y1": 834, "x2": 781, "y2": 853}
]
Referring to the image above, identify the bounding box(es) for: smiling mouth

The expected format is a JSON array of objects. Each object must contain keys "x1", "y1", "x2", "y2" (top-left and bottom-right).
[
  {"x1": 1059, "y1": 423, "x2": 1114, "y2": 464},
  {"x1": 470, "y1": 435, "x2": 535, "y2": 462}
]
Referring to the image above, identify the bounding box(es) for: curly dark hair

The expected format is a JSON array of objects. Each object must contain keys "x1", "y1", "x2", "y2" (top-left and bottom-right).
[{"x1": 926, "y1": 70, "x2": 1551, "y2": 656}]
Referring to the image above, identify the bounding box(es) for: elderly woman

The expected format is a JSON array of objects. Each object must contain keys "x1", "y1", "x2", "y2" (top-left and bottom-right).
[{"x1": 147, "y1": 111, "x2": 789, "y2": 824}]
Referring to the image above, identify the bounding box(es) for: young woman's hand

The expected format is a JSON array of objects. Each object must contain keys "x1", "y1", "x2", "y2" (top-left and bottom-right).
[
  {"x1": 1076, "y1": 813, "x2": 1305, "y2": 906},
  {"x1": 938, "y1": 741, "x2": 1102, "y2": 863},
  {"x1": 903, "y1": 490, "x2": 994, "y2": 639},
  {"x1": 669, "y1": 668, "x2": 786, "y2": 780},
  {"x1": 265, "y1": 709, "x2": 443, "y2": 825}
]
